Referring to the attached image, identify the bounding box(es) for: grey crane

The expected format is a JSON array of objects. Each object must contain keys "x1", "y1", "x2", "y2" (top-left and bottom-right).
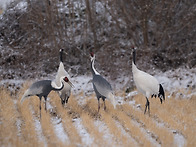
[
  {"x1": 54, "y1": 49, "x2": 74, "y2": 105},
  {"x1": 90, "y1": 52, "x2": 116, "y2": 112},
  {"x1": 132, "y1": 47, "x2": 165, "y2": 114},
  {"x1": 21, "y1": 76, "x2": 73, "y2": 118}
]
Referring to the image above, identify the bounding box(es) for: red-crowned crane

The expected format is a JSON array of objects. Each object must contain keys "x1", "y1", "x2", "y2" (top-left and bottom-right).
[
  {"x1": 54, "y1": 49, "x2": 74, "y2": 105},
  {"x1": 21, "y1": 76, "x2": 73, "y2": 118},
  {"x1": 90, "y1": 52, "x2": 116, "y2": 112},
  {"x1": 132, "y1": 47, "x2": 165, "y2": 114}
]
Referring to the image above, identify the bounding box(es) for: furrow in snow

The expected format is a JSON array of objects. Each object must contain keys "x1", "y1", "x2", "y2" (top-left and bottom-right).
[{"x1": 73, "y1": 118, "x2": 94, "y2": 146}]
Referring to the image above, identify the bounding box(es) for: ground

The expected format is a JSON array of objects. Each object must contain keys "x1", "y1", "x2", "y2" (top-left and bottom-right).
[{"x1": 0, "y1": 81, "x2": 196, "y2": 147}]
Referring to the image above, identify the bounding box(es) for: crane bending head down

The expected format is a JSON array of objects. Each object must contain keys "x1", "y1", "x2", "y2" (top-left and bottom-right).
[{"x1": 20, "y1": 76, "x2": 73, "y2": 118}]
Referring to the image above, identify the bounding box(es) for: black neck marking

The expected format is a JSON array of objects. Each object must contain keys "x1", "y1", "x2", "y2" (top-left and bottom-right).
[
  {"x1": 132, "y1": 49, "x2": 136, "y2": 65},
  {"x1": 60, "y1": 50, "x2": 63, "y2": 62}
]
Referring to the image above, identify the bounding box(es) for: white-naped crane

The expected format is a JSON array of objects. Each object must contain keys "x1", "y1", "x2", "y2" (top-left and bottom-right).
[
  {"x1": 21, "y1": 76, "x2": 73, "y2": 118},
  {"x1": 54, "y1": 49, "x2": 74, "y2": 105},
  {"x1": 90, "y1": 52, "x2": 116, "y2": 112},
  {"x1": 132, "y1": 47, "x2": 165, "y2": 114}
]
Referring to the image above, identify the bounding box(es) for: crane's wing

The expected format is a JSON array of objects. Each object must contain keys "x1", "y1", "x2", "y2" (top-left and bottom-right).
[
  {"x1": 134, "y1": 70, "x2": 159, "y2": 97},
  {"x1": 93, "y1": 75, "x2": 112, "y2": 97},
  {"x1": 20, "y1": 80, "x2": 49, "y2": 103}
]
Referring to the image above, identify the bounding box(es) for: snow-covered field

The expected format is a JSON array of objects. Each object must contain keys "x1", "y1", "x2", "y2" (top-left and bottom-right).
[
  {"x1": 0, "y1": 67, "x2": 196, "y2": 147},
  {"x1": 0, "y1": 0, "x2": 196, "y2": 146}
]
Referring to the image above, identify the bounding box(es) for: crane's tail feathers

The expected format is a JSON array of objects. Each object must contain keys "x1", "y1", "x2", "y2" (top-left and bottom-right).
[
  {"x1": 20, "y1": 90, "x2": 30, "y2": 104},
  {"x1": 158, "y1": 84, "x2": 165, "y2": 104},
  {"x1": 108, "y1": 93, "x2": 116, "y2": 109}
]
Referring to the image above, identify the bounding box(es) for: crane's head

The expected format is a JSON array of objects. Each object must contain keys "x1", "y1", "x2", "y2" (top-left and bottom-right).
[
  {"x1": 90, "y1": 52, "x2": 95, "y2": 62},
  {"x1": 60, "y1": 48, "x2": 64, "y2": 52},
  {"x1": 63, "y1": 77, "x2": 74, "y2": 88},
  {"x1": 131, "y1": 46, "x2": 136, "y2": 51},
  {"x1": 59, "y1": 49, "x2": 67, "y2": 54}
]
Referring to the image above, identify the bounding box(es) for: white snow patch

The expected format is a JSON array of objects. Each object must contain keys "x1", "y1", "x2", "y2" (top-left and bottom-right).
[
  {"x1": 114, "y1": 120, "x2": 138, "y2": 145},
  {"x1": 73, "y1": 118, "x2": 94, "y2": 146},
  {"x1": 34, "y1": 118, "x2": 47, "y2": 146},
  {"x1": 0, "y1": 0, "x2": 12, "y2": 9},
  {"x1": 126, "y1": 91, "x2": 138, "y2": 97},
  {"x1": 30, "y1": 106, "x2": 47, "y2": 146},
  {"x1": 153, "y1": 115, "x2": 186, "y2": 147},
  {"x1": 0, "y1": 79, "x2": 24, "y2": 85},
  {"x1": 131, "y1": 119, "x2": 161, "y2": 147},
  {"x1": 16, "y1": 118, "x2": 22, "y2": 137},
  {"x1": 71, "y1": 75, "x2": 93, "y2": 95},
  {"x1": 115, "y1": 96, "x2": 125, "y2": 105},
  {"x1": 155, "y1": 68, "x2": 196, "y2": 98},
  {"x1": 52, "y1": 117, "x2": 69, "y2": 144},
  {"x1": 15, "y1": 1, "x2": 27, "y2": 11},
  {"x1": 173, "y1": 131, "x2": 186, "y2": 147},
  {"x1": 94, "y1": 120, "x2": 116, "y2": 146},
  {"x1": 46, "y1": 100, "x2": 70, "y2": 144}
]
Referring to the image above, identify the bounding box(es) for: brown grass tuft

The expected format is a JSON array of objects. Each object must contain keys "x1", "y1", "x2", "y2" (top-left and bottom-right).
[{"x1": 1, "y1": 83, "x2": 196, "y2": 146}]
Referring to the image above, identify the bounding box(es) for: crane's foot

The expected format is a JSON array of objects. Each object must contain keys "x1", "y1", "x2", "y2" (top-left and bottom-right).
[
  {"x1": 144, "y1": 98, "x2": 150, "y2": 115},
  {"x1": 61, "y1": 99, "x2": 65, "y2": 105},
  {"x1": 45, "y1": 102, "x2": 47, "y2": 112},
  {"x1": 103, "y1": 100, "x2": 106, "y2": 111},
  {"x1": 98, "y1": 105, "x2": 100, "y2": 113}
]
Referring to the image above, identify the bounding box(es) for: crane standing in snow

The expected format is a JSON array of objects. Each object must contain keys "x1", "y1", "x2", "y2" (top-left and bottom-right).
[
  {"x1": 20, "y1": 76, "x2": 73, "y2": 118},
  {"x1": 90, "y1": 52, "x2": 116, "y2": 112},
  {"x1": 54, "y1": 49, "x2": 74, "y2": 105},
  {"x1": 132, "y1": 47, "x2": 165, "y2": 114}
]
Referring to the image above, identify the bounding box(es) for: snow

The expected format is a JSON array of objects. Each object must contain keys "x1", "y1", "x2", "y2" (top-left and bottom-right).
[
  {"x1": 34, "y1": 118, "x2": 47, "y2": 146},
  {"x1": 15, "y1": 1, "x2": 27, "y2": 11},
  {"x1": 30, "y1": 105, "x2": 47, "y2": 146},
  {"x1": 46, "y1": 100, "x2": 70, "y2": 145},
  {"x1": 16, "y1": 118, "x2": 22, "y2": 137},
  {"x1": 126, "y1": 91, "x2": 138, "y2": 97},
  {"x1": 71, "y1": 74, "x2": 94, "y2": 95},
  {"x1": 131, "y1": 118, "x2": 161, "y2": 147},
  {"x1": 155, "y1": 68, "x2": 196, "y2": 98},
  {"x1": 94, "y1": 120, "x2": 116, "y2": 146},
  {"x1": 0, "y1": 0, "x2": 12, "y2": 10},
  {"x1": 52, "y1": 118, "x2": 70, "y2": 144},
  {"x1": 0, "y1": 67, "x2": 195, "y2": 147},
  {"x1": 73, "y1": 118, "x2": 94, "y2": 146},
  {"x1": 114, "y1": 120, "x2": 138, "y2": 145},
  {"x1": 173, "y1": 130, "x2": 186, "y2": 147}
]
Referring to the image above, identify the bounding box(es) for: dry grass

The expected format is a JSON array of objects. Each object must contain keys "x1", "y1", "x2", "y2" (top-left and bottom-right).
[{"x1": 0, "y1": 84, "x2": 196, "y2": 146}]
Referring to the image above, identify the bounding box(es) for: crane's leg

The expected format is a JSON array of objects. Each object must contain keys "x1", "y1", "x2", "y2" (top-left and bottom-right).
[
  {"x1": 144, "y1": 97, "x2": 150, "y2": 115},
  {"x1": 98, "y1": 98, "x2": 100, "y2": 113},
  {"x1": 61, "y1": 98, "x2": 65, "y2": 106},
  {"x1": 66, "y1": 96, "x2": 69, "y2": 104},
  {"x1": 44, "y1": 96, "x2": 47, "y2": 112},
  {"x1": 39, "y1": 97, "x2": 42, "y2": 119},
  {"x1": 103, "y1": 98, "x2": 106, "y2": 111}
]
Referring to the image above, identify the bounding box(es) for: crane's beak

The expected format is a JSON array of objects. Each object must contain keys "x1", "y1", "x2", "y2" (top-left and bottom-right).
[
  {"x1": 60, "y1": 49, "x2": 68, "y2": 55},
  {"x1": 63, "y1": 50, "x2": 68, "y2": 55},
  {"x1": 68, "y1": 81, "x2": 74, "y2": 88}
]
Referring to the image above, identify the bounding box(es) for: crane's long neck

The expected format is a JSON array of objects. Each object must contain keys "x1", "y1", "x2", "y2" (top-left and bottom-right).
[
  {"x1": 91, "y1": 58, "x2": 100, "y2": 75},
  {"x1": 132, "y1": 49, "x2": 136, "y2": 65},
  {"x1": 51, "y1": 80, "x2": 64, "y2": 91},
  {"x1": 132, "y1": 49, "x2": 139, "y2": 74},
  {"x1": 60, "y1": 50, "x2": 63, "y2": 62}
]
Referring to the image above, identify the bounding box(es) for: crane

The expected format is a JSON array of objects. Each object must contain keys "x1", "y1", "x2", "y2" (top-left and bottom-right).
[
  {"x1": 20, "y1": 76, "x2": 73, "y2": 118},
  {"x1": 54, "y1": 49, "x2": 74, "y2": 105},
  {"x1": 90, "y1": 52, "x2": 116, "y2": 112},
  {"x1": 132, "y1": 47, "x2": 165, "y2": 114}
]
